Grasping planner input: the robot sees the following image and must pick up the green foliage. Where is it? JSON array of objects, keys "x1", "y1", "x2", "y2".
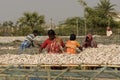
[
  {"x1": 78, "y1": 0, "x2": 87, "y2": 7},
  {"x1": 55, "y1": 25, "x2": 84, "y2": 36},
  {"x1": 17, "y1": 12, "x2": 45, "y2": 30},
  {"x1": 55, "y1": 25, "x2": 76, "y2": 36},
  {"x1": 16, "y1": 26, "x2": 32, "y2": 36},
  {"x1": 65, "y1": 17, "x2": 84, "y2": 26},
  {"x1": 55, "y1": 17, "x2": 85, "y2": 36},
  {"x1": 83, "y1": 0, "x2": 118, "y2": 35},
  {"x1": 34, "y1": 26, "x2": 46, "y2": 35},
  {"x1": 96, "y1": 0, "x2": 116, "y2": 14},
  {"x1": 0, "y1": 0, "x2": 120, "y2": 36},
  {"x1": 56, "y1": 0, "x2": 119, "y2": 36},
  {"x1": 2, "y1": 21, "x2": 14, "y2": 27}
]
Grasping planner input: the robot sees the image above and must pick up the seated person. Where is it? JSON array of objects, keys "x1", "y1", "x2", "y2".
[
  {"x1": 39, "y1": 29, "x2": 65, "y2": 53},
  {"x1": 82, "y1": 33, "x2": 97, "y2": 48},
  {"x1": 65, "y1": 34, "x2": 83, "y2": 54}
]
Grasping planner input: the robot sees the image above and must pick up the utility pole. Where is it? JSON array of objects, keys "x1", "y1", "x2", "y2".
[
  {"x1": 84, "y1": 16, "x2": 87, "y2": 35},
  {"x1": 50, "y1": 18, "x2": 52, "y2": 29},
  {"x1": 84, "y1": 6, "x2": 87, "y2": 35},
  {"x1": 78, "y1": 0, "x2": 87, "y2": 35},
  {"x1": 76, "y1": 18, "x2": 79, "y2": 36}
]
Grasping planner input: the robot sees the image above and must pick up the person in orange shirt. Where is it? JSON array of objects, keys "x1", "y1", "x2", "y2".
[{"x1": 65, "y1": 34, "x2": 83, "y2": 54}]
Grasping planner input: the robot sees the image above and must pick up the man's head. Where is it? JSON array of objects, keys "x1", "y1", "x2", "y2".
[
  {"x1": 33, "y1": 30, "x2": 39, "y2": 36},
  {"x1": 47, "y1": 29, "x2": 56, "y2": 40}
]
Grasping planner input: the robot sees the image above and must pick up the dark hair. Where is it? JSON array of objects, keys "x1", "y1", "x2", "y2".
[
  {"x1": 47, "y1": 29, "x2": 56, "y2": 35},
  {"x1": 70, "y1": 34, "x2": 76, "y2": 40},
  {"x1": 33, "y1": 30, "x2": 39, "y2": 34}
]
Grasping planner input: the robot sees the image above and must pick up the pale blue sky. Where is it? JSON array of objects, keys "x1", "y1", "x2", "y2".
[{"x1": 0, "y1": 0, "x2": 120, "y2": 24}]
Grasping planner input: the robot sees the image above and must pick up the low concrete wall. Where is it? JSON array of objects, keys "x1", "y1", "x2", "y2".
[
  {"x1": 0, "y1": 36, "x2": 25, "y2": 43},
  {"x1": 0, "y1": 36, "x2": 67, "y2": 43},
  {"x1": 0, "y1": 35, "x2": 120, "y2": 45}
]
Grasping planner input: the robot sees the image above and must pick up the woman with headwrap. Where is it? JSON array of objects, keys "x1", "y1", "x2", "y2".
[{"x1": 82, "y1": 33, "x2": 97, "y2": 48}]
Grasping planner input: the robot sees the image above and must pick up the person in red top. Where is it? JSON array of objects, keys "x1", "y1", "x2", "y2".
[{"x1": 39, "y1": 29, "x2": 65, "y2": 53}]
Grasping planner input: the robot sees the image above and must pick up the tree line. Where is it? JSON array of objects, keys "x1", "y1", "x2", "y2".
[{"x1": 0, "y1": 0, "x2": 120, "y2": 36}]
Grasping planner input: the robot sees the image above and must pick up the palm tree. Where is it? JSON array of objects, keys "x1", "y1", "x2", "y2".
[
  {"x1": 17, "y1": 12, "x2": 45, "y2": 30},
  {"x1": 96, "y1": 0, "x2": 116, "y2": 26},
  {"x1": 96, "y1": 0, "x2": 116, "y2": 15},
  {"x1": 78, "y1": 0, "x2": 87, "y2": 8}
]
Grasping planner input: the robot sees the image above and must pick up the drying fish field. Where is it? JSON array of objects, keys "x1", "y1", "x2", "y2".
[{"x1": 0, "y1": 36, "x2": 120, "y2": 80}]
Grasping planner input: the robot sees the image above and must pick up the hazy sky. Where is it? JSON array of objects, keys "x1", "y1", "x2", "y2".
[{"x1": 0, "y1": 0, "x2": 120, "y2": 24}]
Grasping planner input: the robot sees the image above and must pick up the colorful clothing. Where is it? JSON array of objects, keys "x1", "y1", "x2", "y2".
[
  {"x1": 83, "y1": 34, "x2": 97, "y2": 48},
  {"x1": 25, "y1": 34, "x2": 36, "y2": 43},
  {"x1": 66, "y1": 40, "x2": 80, "y2": 54},
  {"x1": 41, "y1": 37, "x2": 65, "y2": 53}
]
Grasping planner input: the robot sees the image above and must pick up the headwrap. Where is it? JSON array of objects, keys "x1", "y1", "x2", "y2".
[{"x1": 86, "y1": 33, "x2": 93, "y2": 41}]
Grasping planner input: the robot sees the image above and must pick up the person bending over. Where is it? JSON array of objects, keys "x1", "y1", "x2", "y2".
[
  {"x1": 65, "y1": 34, "x2": 83, "y2": 54},
  {"x1": 82, "y1": 33, "x2": 97, "y2": 48},
  {"x1": 39, "y1": 29, "x2": 65, "y2": 53},
  {"x1": 19, "y1": 30, "x2": 39, "y2": 53}
]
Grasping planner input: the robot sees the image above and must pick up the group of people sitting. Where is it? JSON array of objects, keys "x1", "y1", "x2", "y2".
[{"x1": 19, "y1": 29, "x2": 97, "y2": 54}]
